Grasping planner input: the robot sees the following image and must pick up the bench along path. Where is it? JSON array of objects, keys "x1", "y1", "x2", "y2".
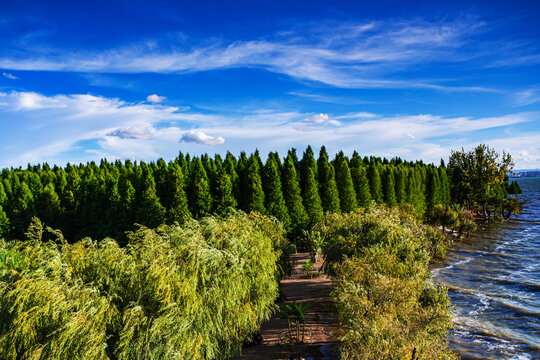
[{"x1": 232, "y1": 252, "x2": 338, "y2": 360}]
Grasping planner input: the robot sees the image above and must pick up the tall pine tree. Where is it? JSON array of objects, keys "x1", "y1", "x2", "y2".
[
  {"x1": 367, "y1": 164, "x2": 383, "y2": 204},
  {"x1": 263, "y1": 157, "x2": 290, "y2": 230},
  {"x1": 317, "y1": 147, "x2": 340, "y2": 213},
  {"x1": 188, "y1": 158, "x2": 212, "y2": 218},
  {"x1": 351, "y1": 166, "x2": 372, "y2": 207},
  {"x1": 303, "y1": 167, "x2": 323, "y2": 225},
  {"x1": 282, "y1": 155, "x2": 308, "y2": 234},
  {"x1": 335, "y1": 156, "x2": 357, "y2": 212}
]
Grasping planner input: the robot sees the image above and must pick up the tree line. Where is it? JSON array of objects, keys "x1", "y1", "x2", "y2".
[{"x1": 0, "y1": 144, "x2": 518, "y2": 242}]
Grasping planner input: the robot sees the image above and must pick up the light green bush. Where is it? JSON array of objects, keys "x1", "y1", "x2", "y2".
[
  {"x1": 315, "y1": 205, "x2": 457, "y2": 359},
  {"x1": 0, "y1": 212, "x2": 286, "y2": 360}
]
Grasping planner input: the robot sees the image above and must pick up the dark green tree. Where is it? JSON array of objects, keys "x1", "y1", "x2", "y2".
[
  {"x1": 263, "y1": 157, "x2": 290, "y2": 230},
  {"x1": 303, "y1": 167, "x2": 323, "y2": 225},
  {"x1": 282, "y1": 155, "x2": 308, "y2": 234},
  {"x1": 188, "y1": 158, "x2": 212, "y2": 218},
  {"x1": 382, "y1": 168, "x2": 397, "y2": 208},
  {"x1": 351, "y1": 167, "x2": 372, "y2": 207},
  {"x1": 367, "y1": 165, "x2": 383, "y2": 204},
  {"x1": 335, "y1": 157, "x2": 357, "y2": 212},
  {"x1": 136, "y1": 169, "x2": 166, "y2": 228},
  {"x1": 244, "y1": 156, "x2": 266, "y2": 214},
  {"x1": 166, "y1": 163, "x2": 191, "y2": 222},
  {"x1": 317, "y1": 147, "x2": 340, "y2": 213},
  {"x1": 212, "y1": 163, "x2": 237, "y2": 217}
]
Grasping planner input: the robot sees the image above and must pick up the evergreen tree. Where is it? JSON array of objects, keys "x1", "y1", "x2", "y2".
[
  {"x1": 12, "y1": 182, "x2": 35, "y2": 238},
  {"x1": 0, "y1": 204, "x2": 8, "y2": 237},
  {"x1": 136, "y1": 169, "x2": 166, "y2": 228},
  {"x1": 303, "y1": 167, "x2": 323, "y2": 225},
  {"x1": 425, "y1": 168, "x2": 441, "y2": 216},
  {"x1": 394, "y1": 167, "x2": 406, "y2": 205},
  {"x1": 212, "y1": 163, "x2": 237, "y2": 216},
  {"x1": 367, "y1": 165, "x2": 383, "y2": 204},
  {"x1": 188, "y1": 158, "x2": 212, "y2": 218},
  {"x1": 300, "y1": 145, "x2": 318, "y2": 189},
  {"x1": 282, "y1": 155, "x2": 308, "y2": 234},
  {"x1": 318, "y1": 147, "x2": 340, "y2": 213},
  {"x1": 335, "y1": 157, "x2": 357, "y2": 212},
  {"x1": 263, "y1": 158, "x2": 290, "y2": 230},
  {"x1": 36, "y1": 183, "x2": 61, "y2": 227},
  {"x1": 351, "y1": 167, "x2": 372, "y2": 207},
  {"x1": 382, "y1": 168, "x2": 397, "y2": 207},
  {"x1": 438, "y1": 167, "x2": 451, "y2": 206},
  {"x1": 244, "y1": 156, "x2": 266, "y2": 214},
  {"x1": 166, "y1": 163, "x2": 191, "y2": 222}
]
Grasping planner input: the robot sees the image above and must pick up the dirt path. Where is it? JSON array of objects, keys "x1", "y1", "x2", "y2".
[{"x1": 232, "y1": 252, "x2": 338, "y2": 360}]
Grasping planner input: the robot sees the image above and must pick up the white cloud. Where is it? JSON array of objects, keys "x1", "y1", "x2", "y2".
[
  {"x1": 107, "y1": 127, "x2": 153, "y2": 139},
  {"x1": 2, "y1": 72, "x2": 18, "y2": 80},
  {"x1": 0, "y1": 90, "x2": 538, "y2": 169},
  {"x1": 514, "y1": 89, "x2": 540, "y2": 106},
  {"x1": 305, "y1": 113, "x2": 329, "y2": 124},
  {"x1": 180, "y1": 130, "x2": 225, "y2": 145},
  {"x1": 146, "y1": 94, "x2": 166, "y2": 103}
]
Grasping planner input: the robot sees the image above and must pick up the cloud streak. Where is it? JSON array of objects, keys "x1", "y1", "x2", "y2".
[{"x1": 0, "y1": 18, "x2": 520, "y2": 91}]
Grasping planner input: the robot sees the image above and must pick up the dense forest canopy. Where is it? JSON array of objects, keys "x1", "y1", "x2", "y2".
[{"x1": 0, "y1": 144, "x2": 518, "y2": 242}]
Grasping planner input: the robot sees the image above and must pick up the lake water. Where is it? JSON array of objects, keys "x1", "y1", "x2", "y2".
[{"x1": 432, "y1": 177, "x2": 540, "y2": 360}]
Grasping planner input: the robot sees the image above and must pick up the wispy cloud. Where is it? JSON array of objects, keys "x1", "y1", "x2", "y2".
[
  {"x1": 2, "y1": 72, "x2": 18, "y2": 80},
  {"x1": 514, "y1": 88, "x2": 540, "y2": 106},
  {"x1": 0, "y1": 18, "x2": 515, "y2": 91}
]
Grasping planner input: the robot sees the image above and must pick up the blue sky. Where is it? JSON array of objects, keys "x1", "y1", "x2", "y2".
[{"x1": 1, "y1": 0, "x2": 539, "y2": 169}]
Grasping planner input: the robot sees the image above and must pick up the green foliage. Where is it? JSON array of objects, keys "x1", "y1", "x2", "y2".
[
  {"x1": 318, "y1": 147, "x2": 341, "y2": 213},
  {"x1": 244, "y1": 157, "x2": 266, "y2": 214},
  {"x1": 351, "y1": 167, "x2": 372, "y2": 208},
  {"x1": 382, "y1": 167, "x2": 397, "y2": 208},
  {"x1": 334, "y1": 255, "x2": 456, "y2": 360},
  {"x1": 334, "y1": 156, "x2": 357, "y2": 213},
  {"x1": 282, "y1": 155, "x2": 308, "y2": 234},
  {"x1": 211, "y1": 163, "x2": 237, "y2": 217},
  {"x1": 263, "y1": 158, "x2": 291, "y2": 230},
  {"x1": 0, "y1": 212, "x2": 286, "y2": 360},
  {"x1": 367, "y1": 165, "x2": 383, "y2": 204},
  {"x1": 316, "y1": 206, "x2": 456, "y2": 359},
  {"x1": 302, "y1": 168, "x2": 323, "y2": 225},
  {"x1": 188, "y1": 158, "x2": 212, "y2": 218},
  {"x1": 279, "y1": 301, "x2": 312, "y2": 343}
]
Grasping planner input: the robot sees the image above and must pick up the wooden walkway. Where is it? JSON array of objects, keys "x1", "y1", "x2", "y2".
[{"x1": 232, "y1": 252, "x2": 338, "y2": 360}]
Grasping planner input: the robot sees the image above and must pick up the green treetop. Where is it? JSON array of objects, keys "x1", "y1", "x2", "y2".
[
  {"x1": 367, "y1": 164, "x2": 383, "y2": 204},
  {"x1": 282, "y1": 155, "x2": 309, "y2": 234},
  {"x1": 351, "y1": 166, "x2": 372, "y2": 207},
  {"x1": 263, "y1": 157, "x2": 291, "y2": 230},
  {"x1": 303, "y1": 167, "x2": 323, "y2": 225},
  {"x1": 334, "y1": 156, "x2": 358, "y2": 213}
]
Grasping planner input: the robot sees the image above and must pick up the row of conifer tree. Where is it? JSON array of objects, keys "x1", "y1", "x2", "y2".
[{"x1": 0, "y1": 146, "x2": 453, "y2": 243}]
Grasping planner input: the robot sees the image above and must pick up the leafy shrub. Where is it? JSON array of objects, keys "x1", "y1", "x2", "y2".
[
  {"x1": 316, "y1": 205, "x2": 457, "y2": 359},
  {"x1": 0, "y1": 212, "x2": 286, "y2": 360},
  {"x1": 334, "y1": 254, "x2": 457, "y2": 360}
]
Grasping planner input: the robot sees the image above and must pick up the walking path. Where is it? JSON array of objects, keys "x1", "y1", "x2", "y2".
[{"x1": 233, "y1": 252, "x2": 338, "y2": 360}]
